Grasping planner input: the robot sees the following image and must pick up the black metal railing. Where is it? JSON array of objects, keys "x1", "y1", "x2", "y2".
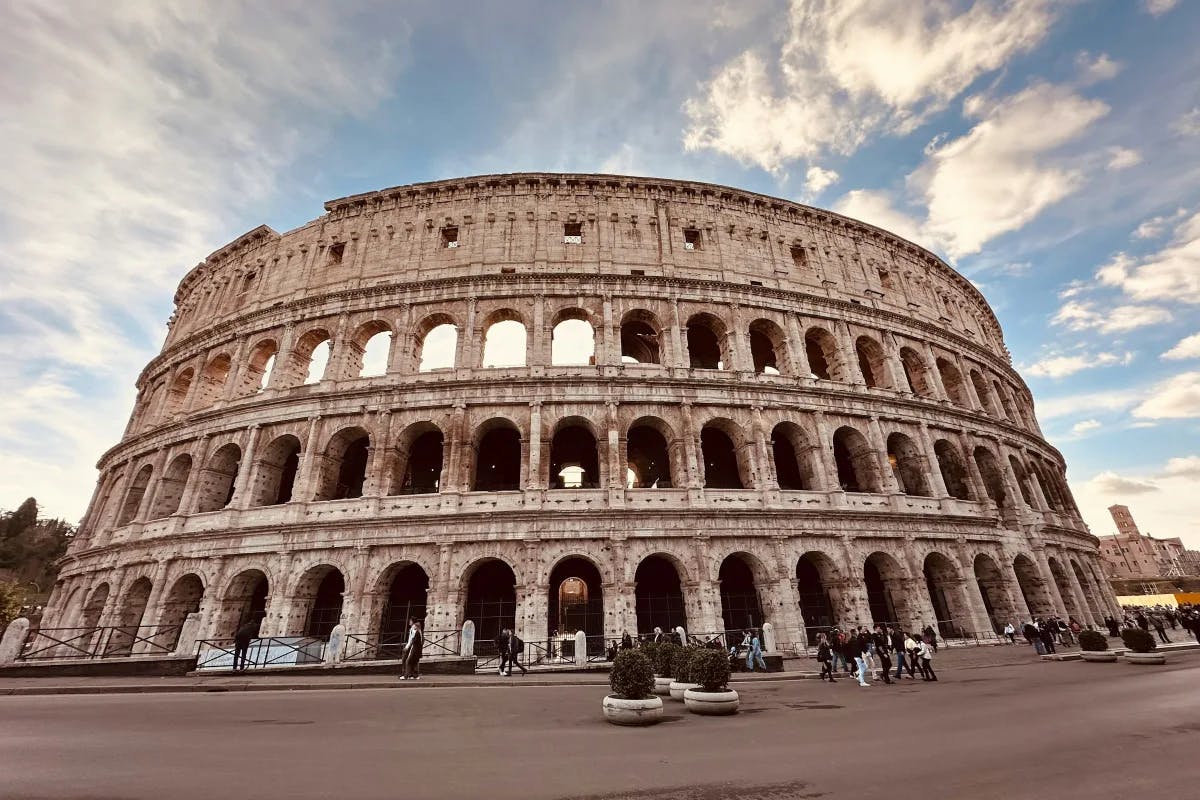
[
  {"x1": 342, "y1": 629, "x2": 460, "y2": 662},
  {"x1": 16, "y1": 625, "x2": 184, "y2": 661},
  {"x1": 193, "y1": 636, "x2": 326, "y2": 671}
]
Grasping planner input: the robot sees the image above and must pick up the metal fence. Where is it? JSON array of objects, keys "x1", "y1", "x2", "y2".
[
  {"x1": 193, "y1": 636, "x2": 326, "y2": 671},
  {"x1": 16, "y1": 625, "x2": 184, "y2": 661},
  {"x1": 342, "y1": 629, "x2": 461, "y2": 662}
]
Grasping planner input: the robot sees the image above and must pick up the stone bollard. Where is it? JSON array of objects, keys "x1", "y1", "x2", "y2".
[
  {"x1": 324, "y1": 624, "x2": 347, "y2": 665},
  {"x1": 762, "y1": 622, "x2": 777, "y2": 653},
  {"x1": 574, "y1": 630, "x2": 587, "y2": 668},
  {"x1": 172, "y1": 612, "x2": 202, "y2": 657},
  {"x1": 0, "y1": 617, "x2": 32, "y2": 665},
  {"x1": 460, "y1": 620, "x2": 475, "y2": 657}
]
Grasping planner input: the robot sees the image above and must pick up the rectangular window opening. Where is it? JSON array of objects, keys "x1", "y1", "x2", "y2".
[
  {"x1": 327, "y1": 243, "x2": 345, "y2": 264},
  {"x1": 790, "y1": 245, "x2": 807, "y2": 268},
  {"x1": 240, "y1": 273, "x2": 256, "y2": 293},
  {"x1": 877, "y1": 269, "x2": 894, "y2": 289},
  {"x1": 749, "y1": 280, "x2": 763, "y2": 286},
  {"x1": 501, "y1": 266, "x2": 516, "y2": 274},
  {"x1": 441, "y1": 226, "x2": 459, "y2": 248},
  {"x1": 683, "y1": 228, "x2": 701, "y2": 251},
  {"x1": 563, "y1": 222, "x2": 583, "y2": 244}
]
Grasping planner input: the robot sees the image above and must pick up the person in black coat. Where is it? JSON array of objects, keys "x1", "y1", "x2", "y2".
[
  {"x1": 506, "y1": 629, "x2": 527, "y2": 676},
  {"x1": 1038, "y1": 621, "x2": 1056, "y2": 654},
  {"x1": 233, "y1": 618, "x2": 260, "y2": 671},
  {"x1": 872, "y1": 625, "x2": 893, "y2": 684},
  {"x1": 495, "y1": 629, "x2": 510, "y2": 676},
  {"x1": 816, "y1": 633, "x2": 836, "y2": 683},
  {"x1": 401, "y1": 619, "x2": 423, "y2": 680}
]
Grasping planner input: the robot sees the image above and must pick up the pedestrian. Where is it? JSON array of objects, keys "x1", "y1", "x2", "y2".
[
  {"x1": 923, "y1": 624, "x2": 939, "y2": 653},
  {"x1": 1003, "y1": 622, "x2": 1016, "y2": 644},
  {"x1": 918, "y1": 637, "x2": 937, "y2": 681},
  {"x1": 829, "y1": 629, "x2": 847, "y2": 674},
  {"x1": 852, "y1": 631, "x2": 871, "y2": 687},
  {"x1": 873, "y1": 625, "x2": 893, "y2": 684},
  {"x1": 1151, "y1": 615, "x2": 1170, "y2": 644},
  {"x1": 652, "y1": 626, "x2": 664, "y2": 644},
  {"x1": 506, "y1": 629, "x2": 527, "y2": 676},
  {"x1": 902, "y1": 632, "x2": 921, "y2": 678},
  {"x1": 889, "y1": 626, "x2": 909, "y2": 679},
  {"x1": 621, "y1": 631, "x2": 634, "y2": 650},
  {"x1": 816, "y1": 633, "x2": 836, "y2": 683},
  {"x1": 232, "y1": 617, "x2": 260, "y2": 672},
  {"x1": 495, "y1": 629, "x2": 510, "y2": 676},
  {"x1": 1039, "y1": 621, "x2": 1056, "y2": 655},
  {"x1": 747, "y1": 629, "x2": 768, "y2": 672},
  {"x1": 1105, "y1": 616, "x2": 1120, "y2": 637},
  {"x1": 400, "y1": 618, "x2": 423, "y2": 680},
  {"x1": 1135, "y1": 611, "x2": 1149, "y2": 632}
]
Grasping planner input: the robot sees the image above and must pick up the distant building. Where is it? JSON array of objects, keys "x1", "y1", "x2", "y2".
[{"x1": 1097, "y1": 505, "x2": 1200, "y2": 595}]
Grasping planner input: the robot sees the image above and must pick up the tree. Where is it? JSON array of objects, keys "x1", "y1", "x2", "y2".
[
  {"x1": 0, "y1": 582, "x2": 23, "y2": 633},
  {"x1": 0, "y1": 498, "x2": 74, "y2": 597}
]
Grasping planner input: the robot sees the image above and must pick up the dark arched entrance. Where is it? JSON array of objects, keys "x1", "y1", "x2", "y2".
[
  {"x1": 464, "y1": 560, "x2": 517, "y2": 650},
  {"x1": 634, "y1": 555, "x2": 687, "y2": 635},
  {"x1": 305, "y1": 570, "x2": 345, "y2": 639},
  {"x1": 547, "y1": 557, "x2": 603, "y2": 638},
  {"x1": 718, "y1": 554, "x2": 764, "y2": 634},
  {"x1": 796, "y1": 553, "x2": 836, "y2": 644}
]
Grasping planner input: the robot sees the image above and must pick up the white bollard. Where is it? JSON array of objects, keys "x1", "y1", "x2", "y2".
[
  {"x1": 460, "y1": 620, "x2": 475, "y2": 657},
  {"x1": 574, "y1": 630, "x2": 587, "y2": 667},
  {"x1": 324, "y1": 624, "x2": 347, "y2": 665},
  {"x1": 0, "y1": 618, "x2": 31, "y2": 665},
  {"x1": 762, "y1": 622, "x2": 777, "y2": 653},
  {"x1": 173, "y1": 612, "x2": 202, "y2": 657}
]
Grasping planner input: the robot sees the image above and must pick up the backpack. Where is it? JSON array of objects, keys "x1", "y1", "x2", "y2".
[{"x1": 511, "y1": 635, "x2": 523, "y2": 652}]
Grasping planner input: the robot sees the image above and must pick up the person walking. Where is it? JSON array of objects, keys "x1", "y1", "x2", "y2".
[
  {"x1": 747, "y1": 629, "x2": 768, "y2": 672},
  {"x1": 918, "y1": 637, "x2": 937, "y2": 681},
  {"x1": 506, "y1": 629, "x2": 527, "y2": 676},
  {"x1": 1104, "y1": 616, "x2": 1120, "y2": 637},
  {"x1": 1003, "y1": 622, "x2": 1016, "y2": 644},
  {"x1": 902, "y1": 631, "x2": 921, "y2": 678},
  {"x1": 400, "y1": 618, "x2": 423, "y2": 680},
  {"x1": 1151, "y1": 615, "x2": 1170, "y2": 644},
  {"x1": 829, "y1": 629, "x2": 847, "y2": 675},
  {"x1": 889, "y1": 626, "x2": 908, "y2": 679},
  {"x1": 852, "y1": 631, "x2": 871, "y2": 687},
  {"x1": 872, "y1": 625, "x2": 893, "y2": 684},
  {"x1": 816, "y1": 633, "x2": 836, "y2": 683},
  {"x1": 1038, "y1": 621, "x2": 1056, "y2": 655},
  {"x1": 495, "y1": 629, "x2": 510, "y2": 676},
  {"x1": 621, "y1": 631, "x2": 634, "y2": 650},
  {"x1": 232, "y1": 618, "x2": 260, "y2": 672},
  {"x1": 923, "y1": 624, "x2": 939, "y2": 654}
]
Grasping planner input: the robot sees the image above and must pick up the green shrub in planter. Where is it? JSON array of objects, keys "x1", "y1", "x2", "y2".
[
  {"x1": 639, "y1": 641, "x2": 659, "y2": 669},
  {"x1": 688, "y1": 648, "x2": 731, "y2": 691},
  {"x1": 609, "y1": 649, "x2": 655, "y2": 700},
  {"x1": 652, "y1": 642, "x2": 679, "y2": 676},
  {"x1": 672, "y1": 645, "x2": 700, "y2": 683},
  {"x1": 1078, "y1": 630, "x2": 1107, "y2": 652},
  {"x1": 1121, "y1": 627, "x2": 1156, "y2": 653}
]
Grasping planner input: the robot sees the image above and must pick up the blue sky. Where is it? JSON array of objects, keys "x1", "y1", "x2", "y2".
[{"x1": 1, "y1": 0, "x2": 1198, "y2": 546}]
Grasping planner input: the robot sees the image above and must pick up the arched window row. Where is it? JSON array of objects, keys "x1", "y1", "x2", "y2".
[{"x1": 134, "y1": 306, "x2": 1037, "y2": 439}]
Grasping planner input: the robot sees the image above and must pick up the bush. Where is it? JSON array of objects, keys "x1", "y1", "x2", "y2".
[
  {"x1": 609, "y1": 649, "x2": 654, "y2": 700},
  {"x1": 672, "y1": 645, "x2": 699, "y2": 683},
  {"x1": 1121, "y1": 627, "x2": 1156, "y2": 653},
  {"x1": 651, "y1": 641, "x2": 679, "y2": 676},
  {"x1": 1078, "y1": 630, "x2": 1107, "y2": 652},
  {"x1": 639, "y1": 641, "x2": 659, "y2": 670},
  {"x1": 689, "y1": 647, "x2": 731, "y2": 691}
]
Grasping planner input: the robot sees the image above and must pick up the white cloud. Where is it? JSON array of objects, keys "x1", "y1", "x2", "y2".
[
  {"x1": 833, "y1": 189, "x2": 929, "y2": 248},
  {"x1": 1106, "y1": 147, "x2": 1141, "y2": 170},
  {"x1": 1162, "y1": 455, "x2": 1200, "y2": 478},
  {"x1": 1163, "y1": 332, "x2": 1200, "y2": 360},
  {"x1": 1086, "y1": 471, "x2": 1159, "y2": 495},
  {"x1": 1143, "y1": 0, "x2": 1179, "y2": 16},
  {"x1": 1097, "y1": 210, "x2": 1200, "y2": 303},
  {"x1": 682, "y1": 0, "x2": 1058, "y2": 172},
  {"x1": 804, "y1": 166, "x2": 840, "y2": 194},
  {"x1": 1051, "y1": 300, "x2": 1172, "y2": 333},
  {"x1": 1035, "y1": 387, "x2": 1144, "y2": 420},
  {"x1": 1173, "y1": 108, "x2": 1200, "y2": 137},
  {"x1": 1076, "y1": 457, "x2": 1200, "y2": 548},
  {"x1": 1133, "y1": 208, "x2": 1188, "y2": 239},
  {"x1": 1132, "y1": 371, "x2": 1200, "y2": 419},
  {"x1": 916, "y1": 83, "x2": 1109, "y2": 257},
  {"x1": 1026, "y1": 351, "x2": 1132, "y2": 378},
  {"x1": 1077, "y1": 52, "x2": 1122, "y2": 83},
  {"x1": 0, "y1": 2, "x2": 406, "y2": 520},
  {"x1": 1070, "y1": 419, "x2": 1102, "y2": 436}
]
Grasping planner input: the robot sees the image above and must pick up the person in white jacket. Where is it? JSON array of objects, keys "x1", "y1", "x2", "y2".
[{"x1": 918, "y1": 638, "x2": 938, "y2": 682}]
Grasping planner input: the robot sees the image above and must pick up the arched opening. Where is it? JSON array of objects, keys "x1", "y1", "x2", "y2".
[
  {"x1": 701, "y1": 424, "x2": 745, "y2": 489},
  {"x1": 749, "y1": 319, "x2": 787, "y2": 375},
  {"x1": 481, "y1": 318, "x2": 527, "y2": 368},
  {"x1": 886, "y1": 433, "x2": 931, "y2": 496},
  {"x1": 164, "y1": 369, "x2": 193, "y2": 416},
  {"x1": 973, "y1": 446, "x2": 1009, "y2": 509},
  {"x1": 796, "y1": 552, "x2": 837, "y2": 643},
  {"x1": 1047, "y1": 558, "x2": 1079, "y2": 619},
  {"x1": 1013, "y1": 554, "x2": 1055, "y2": 618},
  {"x1": 241, "y1": 339, "x2": 277, "y2": 395},
  {"x1": 719, "y1": 554, "x2": 765, "y2": 633},
  {"x1": 80, "y1": 583, "x2": 110, "y2": 632},
  {"x1": 549, "y1": 422, "x2": 600, "y2": 489},
  {"x1": 1007, "y1": 456, "x2": 1034, "y2": 508},
  {"x1": 464, "y1": 559, "x2": 517, "y2": 649},
  {"x1": 934, "y1": 439, "x2": 973, "y2": 500},
  {"x1": 314, "y1": 428, "x2": 370, "y2": 501},
  {"x1": 620, "y1": 311, "x2": 661, "y2": 365},
  {"x1": 548, "y1": 557, "x2": 603, "y2": 639},
  {"x1": 393, "y1": 428, "x2": 444, "y2": 494},
  {"x1": 936, "y1": 357, "x2": 970, "y2": 407},
  {"x1": 1031, "y1": 463, "x2": 1062, "y2": 511},
  {"x1": 923, "y1": 553, "x2": 970, "y2": 637},
  {"x1": 634, "y1": 555, "x2": 687, "y2": 635},
  {"x1": 899, "y1": 347, "x2": 934, "y2": 398},
  {"x1": 970, "y1": 369, "x2": 994, "y2": 415},
  {"x1": 864, "y1": 552, "x2": 908, "y2": 626},
  {"x1": 804, "y1": 327, "x2": 842, "y2": 381},
  {"x1": 551, "y1": 317, "x2": 595, "y2": 366},
  {"x1": 195, "y1": 443, "x2": 241, "y2": 513},
  {"x1": 356, "y1": 325, "x2": 393, "y2": 378},
  {"x1": 472, "y1": 422, "x2": 521, "y2": 491},
  {"x1": 418, "y1": 322, "x2": 458, "y2": 371},
  {"x1": 149, "y1": 454, "x2": 193, "y2": 519},
  {"x1": 993, "y1": 380, "x2": 1016, "y2": 421},
  {"x1": 686, "y1": 313, "x2": 727, "y2": 369},
  {"x1": 138, "y1": 384, "x2": 163, "y2": 430},
  {"x1": 974, "y1": 554, "x2": 1019, "y2": 633},
  {"x1": 289, "y1": 330, "x2": 332, "y2": 386},
  {"x1": 215, "y1": 569, "x2": 269, "y2": 639},
  {"x1": 378, "y1": 564, "x2": 429, "y2": 653},
  {"x1": 833, "y1": 426, "x2": 880, "y2": 492},
  {"x1": 771, "y1": 422, "x2": 817, "y2": 490},
  {"x1": 288, "y1": 566, "x2": 344, "y2": 639},
  {"x1": 855, "y1": 336, "x2": 890, "y2": 389},
  {"x1": 626, "y1": 421, "x2": 673, "y2": 488},
  {"x1": 249, "y1": 434, "x2": 301, "y2": 507},
  {"x1": 116, "y1": 464, "x2": 154, "y2": 526},
  {"x1": 109, "y1": 577, "x2": 153, "y2": 656},
  {"x1": 196, "y1": 353, "x2": 232, "y2": 407},
  {"x1": 1071, "y1": 561, "x2": 1102, "y2": 622},
  {"x1": 157, "y1": 574, "x2": 204, "y2": 650}
]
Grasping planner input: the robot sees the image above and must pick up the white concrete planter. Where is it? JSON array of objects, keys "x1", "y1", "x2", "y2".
[
  {"x1": 669, "y1": 681, "x2": 700, "y2": 701},
  {"x1": 683, "y1": 688, "x2": 740, "y2": 716},
  {"x1": 1124, "y1": 651, "x2": 1166, "y2": 665},
  {"x1": 1080, "y1": 651, "x2": 1117, "y2": 662},
  {"x1": 602, "y1": 695, "x2": 664, "y2": 726},
  {"x1": 653, "y1": 677, "x2": 673, "y2": 696}
]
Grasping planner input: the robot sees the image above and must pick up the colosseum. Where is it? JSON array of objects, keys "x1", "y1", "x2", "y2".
[{"x1": 38, "y1": 172, "x2": 1119, "y2": 664}]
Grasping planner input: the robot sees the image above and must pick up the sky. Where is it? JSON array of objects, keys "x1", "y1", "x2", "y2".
[{"x1": 0, "y1": 0, "x2": 1198, "y2": 547}]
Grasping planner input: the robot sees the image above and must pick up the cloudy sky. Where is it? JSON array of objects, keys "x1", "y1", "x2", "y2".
[{"x1": 1, "y1": 0, "x2": 1198, "y2": 547}]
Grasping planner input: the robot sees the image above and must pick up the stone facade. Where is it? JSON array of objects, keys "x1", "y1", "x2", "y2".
[
  {"x1": 43, "y1": 173, "x2": 1118, "y2": 653},
  {"x1": 1098, "y1": 504, "x2": 1197, "y2": 582}
]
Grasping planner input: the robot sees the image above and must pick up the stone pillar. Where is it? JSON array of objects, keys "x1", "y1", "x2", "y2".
[
  {"x1": 669, "y1": 298, "x2": 686, "y2": 368},
  {"x1": 219, "y1": 337, "x2": 249, "y2": 404},
  {"x1": 611, "y1": 581, "x2": 638, "y2": 641},
  {"x1": 955, "y1": 432, "x2": 990, "y2": 504},
  {"x1": 786, "y1": 314, "x2": 811, "y2": 378},
  {"x1": 363, "y1": 411, "x2": 393, "y2": 496},
  {"x1": 679, "y1": 402, "x2": 701, "y2": 494},
  {"x1": 605, "y1": 401, "x2": 622, "y2": 492},
  {"x1": 1062, "y1": 555, "x2": 1098, "y2": 627},
  {"x1": 574, "y1": 630, "x2": 587, "y2": 667},
  {"x1": 837, "y1": 321, "x2": 865, "y2": 386},
  {"x1": 1033, "y1": 549, "x2": 1070, "y2": 620},
  {"x1": 867, "y1": 416, "x2": 901, "y2": 493},
  {"x1": 751, "y1": 406, "x2": 777, "y2": 493},
  {"x1": 1001, "y1": 558, "x2": 1034, "y2": 622},
  {"x1": 266, "y1": 323, "x2": 296, "y2": 390},
  {"x1": 176, "y1": 435, "x2": 212, "y2": 515},
  {"x1": 230, "y1": 425, "x2": 263, "y2": 509},
  {"x1": 922, "y1": 343, "x2": 949, "y2": 402},
  {"x1": 811, "y1": 411, "x2": 839, "y2": 492},
  {"x1": 0, "y1": 618, "x2": 31, "y2": 665},
  {"x1": 173, "y1": 612, "x2": 202, "y2": 657},
  {"x1": 295, "y1": 416, "x2": 325, "y2": 502},
  {"x1": 881, "y1": 332, "x2": 909, "y2": 393},
  {"x1": 460, "y1": 620, "x2": 475, "y2": 656},
  {"x1": 526, "y1": 402, "x2": 542, "y2": 490}
]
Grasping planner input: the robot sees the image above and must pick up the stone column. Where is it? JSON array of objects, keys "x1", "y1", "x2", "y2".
[
  {"x1": 917, "y1": 424, "x2": 950, "y2": 498},
  {"x1": 526, "y1": 402, "x2": 543, "y2": 490},
  {"x1": 294, "y1": 416, "x2": 324, "y2": 503},
  {"x1": 1033, "y1": 548, "x2": 1070, "y2": 619},
  {"x1": 669, "y1": 297, "x2": 686, "y2": 368},
  {"x1": 231, "y1": 425, "x2": 263, "y2": 509},
  {"x1": 922, "y1": 343, "x2": 949, "y2": 402},
  {"x1": 1001, "y1": 558, "x2": 1034, "y2": 621},
  {"x1": 882, "y1": 332, "x2": 909, "y2": 393},
  {"x1": 176, "y1": 435, "x2": 212, "y2": 515},
  {"x1": 955, "y1": 432, "x2": 990, "y2": 503},
  {"x1": 752, "y1": 406, "x2": 777, "y2": 494},
  {"x1": 605, "y1": 401, "x2": 622, "y2": 492},
  {"x1": 599, "y1": 294, "x2": 614, "y2": 367},
  {"x1": 811, "y1": 411, "x2": 840, "y2": 493},
  {"x1": 1062, "y1": 554, "x2": 1098, "y2": 627},
  {"x1": 363, "y1": 411, "x2": 393, "y2": 496},
  {"x1": 266, "y1": 323, "x2": 296, "y2": 390},
  {"x1": 220, "y1": 337, "x2": 249, "y2": 404},
  {"x1": 867, "y1": 416, "x2": 901, "y2": 493},
  {"x1": 679, "y1": 402, "x2": 701, "y2": 495},
  {"x1": 837, "y1": 321, "x2": 866, "y2": 386}
]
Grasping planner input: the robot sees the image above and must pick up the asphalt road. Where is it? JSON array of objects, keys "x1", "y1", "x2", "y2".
[{"x1": 1, "y1": 652, "x2": 1196, "y2": 800}]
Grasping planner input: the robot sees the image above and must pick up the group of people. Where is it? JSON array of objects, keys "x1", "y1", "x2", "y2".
[
  {"x1": 1019, "y1": 616, "x2": 1080, "y2": 655},
  {"x1": 493, "y1": 628, "x2": 527, "y2": 676},
  {"x1": 814, "y1": 624, "x2": 939, "y2": 686},
  {"x1": 1116, "y1": 604, "x2": 1200, "y2": 644}
]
